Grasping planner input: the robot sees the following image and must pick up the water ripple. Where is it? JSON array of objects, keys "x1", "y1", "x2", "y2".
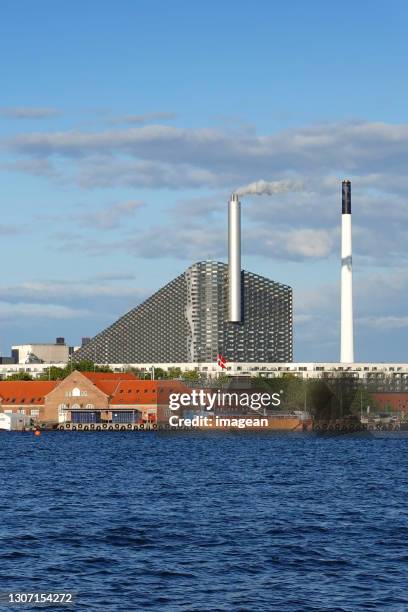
[{"x1": 1, "y1": 432, "x2": 408, "y2": 610}]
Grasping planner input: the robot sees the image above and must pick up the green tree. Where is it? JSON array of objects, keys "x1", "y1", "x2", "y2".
[
  {"x1": 283, "y1": 378, "x2": 309, "y2": 412},
  {"x1": 152, "y1": 367, "x2": 168, "y2": 380},
  {"x1": 7, "y1": 371, "x2": 33, "y2": 380},
  {"x1": 38, "y1": 366, "x2": 66, "y2": 380},
  {"x1": 350, "y1": 387, "x2": 379, "y2": 416},
  {"x1": 182, "y1": 370, "x2": 200, "y2": 381},
  {"x1": 217, "y1": 373, "x2": 230, "y2": 385},
  {"x1": 71, "y1": 359, "x2": 112, "y2": 373},
  {"x1": 37, "y1": 360, "x2": 113, "y2": 381},
  {"x1": 167, "y1": 367, "x2": 182, "y2": 379}
]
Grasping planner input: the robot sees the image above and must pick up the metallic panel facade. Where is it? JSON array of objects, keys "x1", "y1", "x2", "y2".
[{"x1": 74, "y1": 261, "x2": 292, "y2": 364}]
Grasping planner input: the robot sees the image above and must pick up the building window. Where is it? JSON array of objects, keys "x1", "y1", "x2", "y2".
[
  {"x1": 72, "y1": 411, "x2": 100, "y2": 424},
  {"x1": 112, "y1": 411, "x2": 137, "y2": 424},
  {"x1": 18, "y1": 409, "x2": 26, "y2": 415},
  {"x1": 72, "y1": 387, "x2": 81, "y2": 397},
  {"x1": 85, "y1": 403, "x2": 94, "y2": 410},
  {"x1": 30, "y1": 409, "x2": 40, "y2": 417}
]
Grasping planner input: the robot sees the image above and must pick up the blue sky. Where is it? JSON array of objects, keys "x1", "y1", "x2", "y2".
[{"x1": 1, "y1": 0, "x2": 408, "y2": 362}]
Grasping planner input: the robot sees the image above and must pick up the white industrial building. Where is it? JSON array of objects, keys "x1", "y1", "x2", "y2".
[{"x1": 11, "y1": 338, "x2": 69, "y2": 364}]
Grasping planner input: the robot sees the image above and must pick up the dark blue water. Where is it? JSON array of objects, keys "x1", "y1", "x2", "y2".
[{"x1": 1, "y1": 432, "x2": 408, "y2": 611}]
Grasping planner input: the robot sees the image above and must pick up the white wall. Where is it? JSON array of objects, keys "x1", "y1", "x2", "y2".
[{"x1": 12, "y1": 344, "x2": 69, "y2": 364}]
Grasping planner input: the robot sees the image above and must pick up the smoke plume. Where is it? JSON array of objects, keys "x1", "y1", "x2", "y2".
[{"x1": 236, "y1": 179, "x2": 304, "y2": 197}]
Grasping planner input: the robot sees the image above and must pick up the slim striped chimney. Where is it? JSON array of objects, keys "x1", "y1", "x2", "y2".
[
  {"x1": 228, "y1": 193, "x2": 241, "y2": 322},
  {"x1": 340, "y1": 180, "x2": 354, "y2": 363}
]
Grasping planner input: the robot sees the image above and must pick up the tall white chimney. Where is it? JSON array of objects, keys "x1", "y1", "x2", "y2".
[
  {"x1": 228, "y1": 193, "x2": 241, "y2": 322},
  {"x1": 340, "y1": 179, "x2": 354, "y2": 363}
]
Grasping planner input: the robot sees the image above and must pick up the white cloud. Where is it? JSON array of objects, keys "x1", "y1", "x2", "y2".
[
  {"x1": 77, "y1": 160, "x2": 225, "y2": 190},
  {"x1": 1, "y1": 158, "x2": 57, "y2": 178},
  {"x1": 3, "y1": 117, "x2": 408, "y2": 269},
  {"x1": 77, "y1": 200, "x2": 144, "y2": 229},
  {"x1": 122, "y1": 223, "x2": 334, "y2": 262},
  {"x1": 358, "y1": 316, "x2": 408, "y2": 330},
  {"x1": 294, "y1": 284, "x2": 338, "y2": 315},
  {"x1": 281, "y1": 228, "x2": 333, "y2": 259},
  {"x1": 6, "y1": 120, "x2": 408, "y2": 175},
  {"x1": 246, "y1": 227, "x2": 334, "y2": 260},
  {"x1": 109, "y1": 112, "x2": 176, "y2": 124},
  {"x1": 125, "y1": 225, "x2": 224, "y2": 260},
  {"x1": 0, "y1": 281, "x2": 146, "y2": 301},
  {"x1": 0, "y1": 301, "x2": 92, "y2": 319},
  {"x1": 0, "y1": 107, "x2": 59, "y2": 119}
]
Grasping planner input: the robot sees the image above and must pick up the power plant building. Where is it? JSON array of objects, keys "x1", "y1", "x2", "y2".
[{"x1": 73, "y1": 261, "x2": 293, "y2": 365}]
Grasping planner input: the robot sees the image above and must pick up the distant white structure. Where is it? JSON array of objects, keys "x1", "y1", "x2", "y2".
[
  {"x1": 341, "y1": 180, "x2": 354, "y2": 363},
  {"x1": 12, "y1": 338, "x2": 69, "y2": 364},
  {"x1": 0, "y1": 361, "x2": 408, "y2": 387},
  {"x1": 115, "y1": 361, "x2": 408, "y2": 382},
  {"x1": 0, "y1": 412, "x2": 32, "y2": 431}
]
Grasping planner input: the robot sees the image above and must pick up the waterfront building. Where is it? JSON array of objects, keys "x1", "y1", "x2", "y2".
[
  {"x1": 2, "y1": 369, "x2": 408, "y2": 429},
  {"x1": 0, "y1": 380, "x2": 58, "y2": 423},
  {"x1": 0, "y1": 371, "x2": 188, "y2": 427}
]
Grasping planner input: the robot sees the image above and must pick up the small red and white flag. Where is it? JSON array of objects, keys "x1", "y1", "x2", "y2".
[{"x1": 217, "y1": 354, "x2": 227, "y2": 369}]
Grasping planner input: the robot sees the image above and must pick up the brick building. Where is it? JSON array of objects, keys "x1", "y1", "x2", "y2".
[
  {"x1": 0, "y1": 381, "x2": 58, "y2": 424},
  {"x1": 372, "y1": 393, "x2": 408, "y2": 414},
  {"x1": 0, "y1": 371, "x2": 188, "y2": 428}
]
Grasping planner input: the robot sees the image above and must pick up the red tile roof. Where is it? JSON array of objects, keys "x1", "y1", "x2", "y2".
[
  {"x1": 0, "y1": 374, "x2": 189, "y2": 408},
  {"x1": 0, "y1": 381, "x2": 58, "y2": 405},
  {"x1": 109, "y1": 380, "x2": 190, "y2": 405},
  {"x1": 91, "y1": 379, "x2": 123, "y2": 396},
  {"x1": 110, "y1": 380, "x2": 158, "y2": 405}
]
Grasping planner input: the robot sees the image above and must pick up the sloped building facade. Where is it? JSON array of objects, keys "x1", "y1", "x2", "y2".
[{"x1": 74, "y1": 261, "x2": 293, "y2": 364}]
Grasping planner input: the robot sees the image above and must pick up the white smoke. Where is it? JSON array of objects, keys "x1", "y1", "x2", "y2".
[{"x1": 235, "y1": 179, "x2": 304, "y2": 197}]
